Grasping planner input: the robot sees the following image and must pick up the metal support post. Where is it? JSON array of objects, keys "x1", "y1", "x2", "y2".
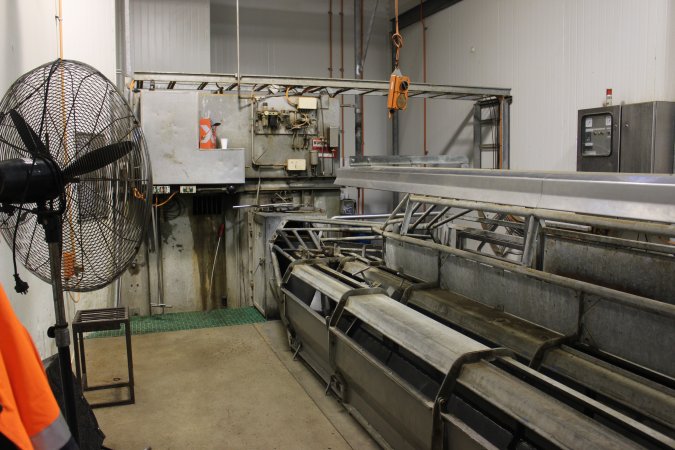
[
  {"x1": 42, "y1": 214, "x2": 79, "y2": 443},
  {"x1": 501, "y1": 96, "x2": 512, "y2": 169},
  {"x1": 473, "y1": 102, "x2": 482, "y2": 168},
  {"x1": 521, "y1": 215, "x2": 541, "y2": 267}
]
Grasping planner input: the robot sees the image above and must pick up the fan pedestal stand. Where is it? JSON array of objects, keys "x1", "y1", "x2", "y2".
[{"x1": 40, "y1": 209, "x2": 80, "y2": 443}]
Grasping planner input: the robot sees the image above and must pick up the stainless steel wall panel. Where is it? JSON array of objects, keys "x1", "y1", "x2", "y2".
[
  {"x1": 439, "y1": 255, "x2": 580, "y2": 336},
  {"x1": 620, "y1": 101, "x2": 675, "y2": 174},
  {"x1": 140, "y1": 91, "x2": 245, "y2": 185},
  {"x1": 652, "y1": 102, "x2": 675, "y2": 173},
  {"x1": 384, "y1": 239, "x2": 439, "y2": 283},
  {"x1": 282, "y1": 289, "x2": 332, "y2": 381},
  {"x1": 619, "y1": 102, "x2": 656, "y2": 173},
  {"x1": 580, "y1": 295, "x2": 675, "y2": 378},
  {"x1": 542, "y1": 230, "x2": 675, "y2": 303},
  {"x1": 333, "y1": 332, "x2": 434, "y2": 450}
]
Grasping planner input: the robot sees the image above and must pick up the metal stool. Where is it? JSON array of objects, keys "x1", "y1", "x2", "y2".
[{"x1": 72, "y1": 307, "x2": 135, "y2": 408}]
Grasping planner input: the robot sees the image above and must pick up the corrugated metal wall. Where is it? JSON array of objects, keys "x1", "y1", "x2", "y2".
[
  {"x1": 0, "y1": 0, "x2": 118, "y2": 358},
  {"x1": 398, "y1": 0, "x2": 674, "y2": 171},
  {"x1": 131, "y1": 0, "x2": 210, "y2": 73},
  {"x1": 210, "y1": 1, "x2": 333, "y2": 76}
]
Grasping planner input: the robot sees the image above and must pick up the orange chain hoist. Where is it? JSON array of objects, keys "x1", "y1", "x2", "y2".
[{"x1": 387, "y1": 0, "x2": 409, "y2": 117}]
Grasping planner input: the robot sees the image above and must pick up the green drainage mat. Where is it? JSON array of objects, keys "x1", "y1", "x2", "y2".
[{"x1": 86, "y1": 307, "x2": 265, "y2": 338}]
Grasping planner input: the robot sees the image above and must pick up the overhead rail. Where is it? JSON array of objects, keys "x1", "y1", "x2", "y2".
[{"x1": 130, "y1": 72, "x2": 511, "y2": 101}]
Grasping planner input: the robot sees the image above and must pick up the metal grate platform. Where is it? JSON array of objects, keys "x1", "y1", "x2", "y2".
[{"x1": 86, "y1": 307, "x2": 265, "y2": 338}]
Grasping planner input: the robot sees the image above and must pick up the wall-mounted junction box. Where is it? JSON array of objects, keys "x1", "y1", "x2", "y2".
[
  {"x1": 328, "y1": 126, "x2": 340, "y2": 148},
  {"x1": 287, "y1": 159, "x2": 307, "y2": 171},
  {"x1": 297, "y1": 97, "x2": 318, "y2": 110},
  {"x1": 578, "y1": 101, "x2": 675, "y2": 173}
]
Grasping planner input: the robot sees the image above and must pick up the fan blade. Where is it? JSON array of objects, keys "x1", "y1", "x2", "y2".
[
  {"x1": 62, "y1": 141, "x2": 135, "y2": 180},
  {"x1": 9, "y1": 109, "x2": 48, "y2": 156}
]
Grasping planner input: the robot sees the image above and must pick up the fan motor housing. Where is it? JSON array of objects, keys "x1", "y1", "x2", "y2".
[{"x1": 0, "y1": 157, "x2": 62, "y2": 203}]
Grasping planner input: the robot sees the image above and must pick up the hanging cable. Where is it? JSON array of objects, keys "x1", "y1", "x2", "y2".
[
  {"x1": 392, "y1": 0, "x2": 403, "y2": 69},
  {"x1": 285, "y1": 86, "x2": 299, "y2": 107},
  {"x1": 154, "y1": 191, "x2": 178, "y2": 208}
]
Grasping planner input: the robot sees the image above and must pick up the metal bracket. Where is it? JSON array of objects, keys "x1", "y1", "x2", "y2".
[
  {"x1": 335, "y1": 256, "x2": 361, "y2": 273},
  {"x1": 328, "y1": 287, "x2": 387, "y2": 330},
  {"x1": 400, "y1": 280, "x2": 439, "y2": 305},
  {"x1": 521, "y1": 215, "x2": 543, "y2": 268},
  {"x1": 400, "y1": 201, "x2": 421, "y2": 235},
  {"x1": 325, "y1": 371, "x2": 347, "y2": 400},
  {"x1": 431, "y1": 347, "x2": 515, "y2": 450},
  {"x1": 324, "y1": 287, "x2": 385, "y2": 402},
  {"x1": 281, "y1": 256, "x2": 356, "y2": 284},
  {"x1": 346, "y1": 257, "x2": 386, "y2": 280},
  {"x1": 292, "y1": 342, "x2": 302, "y2": 361},
  {"x1": 327, "y1": 287, "x2": 386, "y2": 369},
  {"x1": 529, "y1": 333, "x2": 578, "y2": 371}
]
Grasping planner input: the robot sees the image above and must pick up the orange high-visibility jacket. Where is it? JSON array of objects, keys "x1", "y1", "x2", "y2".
[{"x1": 0, "y1": 283, "x2": 72, "y2": 450}]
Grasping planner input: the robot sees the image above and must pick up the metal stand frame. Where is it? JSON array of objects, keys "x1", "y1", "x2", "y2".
[
  {"x1": 72, "y1": 307, "x2": 135, "y2": 408},
  {"x1": 41, "y1": 212, "x2": 79, "y2": 443}
]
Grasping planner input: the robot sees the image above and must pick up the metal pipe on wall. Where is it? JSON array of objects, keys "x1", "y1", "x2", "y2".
[
  {"x1": 114, "y1": 0, "x2": 132, "y2": 98},
  {"x1": 328, "y1": 0, "x2": 333, "y2": 78},
  {"x1": 340, "y1": 0, "x2": 345, "y2": 167},
  {"x1": 420, "y1": 0, "x2": 427, "y2": 156},
  {"x1": 236, "y1": 0, "x2": 241, "y2": 90},
  {"x1": 354, "y1": 0, "x2": 364, "y2": 213},
  {"x1": 124, "y1": 0, "x2": 132, "y2": 81},
  {"x1": 114, "y1": 0, "x2": 124, "y2": 90},
  {"x1": 354, "y1": 0, "x2": 364, "y2": 159}
]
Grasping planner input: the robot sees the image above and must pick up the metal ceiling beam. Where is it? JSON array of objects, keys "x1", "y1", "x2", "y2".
[
  {"x1": 131, "y1": 72, "x2": 510, "y2": 100},
  {"x1": 394, "y1": 0, "x2": 463, "y2": 30}
]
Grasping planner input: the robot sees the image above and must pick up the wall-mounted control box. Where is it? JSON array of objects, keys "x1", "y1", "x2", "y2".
[
  {"x1": 578, "y1": 102, "x2": 675, "y2": 173},
  {"x1": 287, "y1": 159, "x2": 307, "y2": 171}
]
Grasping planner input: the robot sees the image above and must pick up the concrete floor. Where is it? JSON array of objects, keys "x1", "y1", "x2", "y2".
[{"x1": 85, "y1": 321, "x2": 379, "y2": 450}]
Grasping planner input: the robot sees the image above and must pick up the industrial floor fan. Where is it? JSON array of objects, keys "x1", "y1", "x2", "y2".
[{"x1": 0, "y1": 59, "x2": 152, "y2": 440}]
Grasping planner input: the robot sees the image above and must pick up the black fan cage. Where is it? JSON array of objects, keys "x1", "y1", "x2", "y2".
[{"x1": 0, "y1": 59, "x2": 152, "y2": 292}]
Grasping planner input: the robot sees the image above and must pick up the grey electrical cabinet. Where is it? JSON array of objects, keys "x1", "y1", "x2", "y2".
[{"x1": 577, "y1": 101, "x2": 675, "y2": 173}]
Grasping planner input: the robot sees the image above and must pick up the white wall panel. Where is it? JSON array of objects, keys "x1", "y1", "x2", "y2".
[
  {"x1": 666, "y1": 2, "x2": 675, "y2": 101},
  {"x1": 131, "y1": 0, "x2": 210, "y2": 72},
  {"x1": 63, "y1": 0, "x2": 117, "y2": 82},
  {"x1": 399, "y1": 0, "x2": 674, "y2": 171},
  {"x1": 0, "y1": 0, "x2": 57, "y2": 93},
  {"x1": 0, "y1": 0, "x2": 118, "y2": 358}
]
